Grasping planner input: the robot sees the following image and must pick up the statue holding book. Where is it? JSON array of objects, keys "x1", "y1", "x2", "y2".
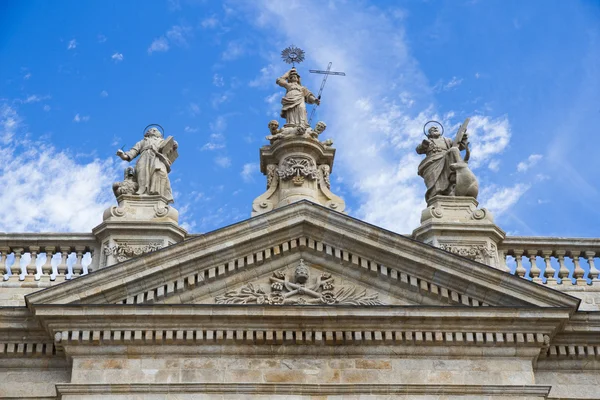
[{"x1": 116, "y1": 126, "x2": 178, "y2": 203}]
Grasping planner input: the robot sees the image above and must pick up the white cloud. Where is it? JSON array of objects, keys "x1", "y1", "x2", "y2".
[
  {"x1": 23, "y1": 73, "x2": 31, "y2": 80},
  {"x1": 67, "y1": 39, "x2": 77, "y2": 50},
  {"x1": 148, "y1": 37, "x2": 169, "y2": 54},
  {"x1": 443, "y1": 76, "x2": 463, "y2": 90},
  {"x1": 213, "y1": 74, "x2": 224, "y2": 87},
  {"x1": 249, "y1": 64, "x2": 277, "y2": 88},
  {"x1": 465, "y1": 115, "x2": 511, "y2": 168},
  {"x1": 488, "y1": 159, "x2": 500, "y2": 172},
  {"x1": 517, "y1": 153, "x2": 542, "y2": 172},
  {"x1": 0, "y1": 104, "x2": 118, "y2": 232},
  {"x1": 111, "y1": 52, "x2": 124, "y2": 62},
  {"x1": 214, "y1": 156, "x2": 231, "y2": 168},
  {"x1": 43, "y1": 105, "x2": 51, "y2": 112},
  {"x1": 222, "y1": 40, "x2": 246, "y2": 61},
  {"x1": 201, "y1": 16, "x2": 219, "y2": 29},
  {"x1": 474, "y1": 72, "x2": 481, "y2": 79},
  {"x1": 241, "y1": 163, "x2": 259, "y2": 183},
  {"x1": 166, "y1": 25, "x2": 192, "y2": 46},
  {"x1": 184, "y1": 126, "x2": 198, "y2": 133},
  {"x1": 100, "y1": 90, "x2": 108, "y2": 97},
  {"x1": 98, "y1": 34, "x2": 107, "y2": 43},
  {"x1": 201, "y1": 141, "x2": 225, "y2": 151},
  {"x1": 73, "y1": 113, "x2": 90, "y2": 123},
  {"x1": 211, "y1": 93, "x2": 229, "y2": 108},
  {"x1": 480, "y1": 183, "x2": 531, "y2": 216},
  {"x1": 24, "y1": 95, "x2": 42, "y2": 103},
  {"x1": 189, "y1": 102, "x2": 200, "y2": 116},
  {"x1": 148, "y1": 25, "x2": 192, "y2": 54}
]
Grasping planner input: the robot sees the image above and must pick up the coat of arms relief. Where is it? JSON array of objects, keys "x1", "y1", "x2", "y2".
[{"x1": 215, "y1": 259, "x2": 384, "y2": 305}]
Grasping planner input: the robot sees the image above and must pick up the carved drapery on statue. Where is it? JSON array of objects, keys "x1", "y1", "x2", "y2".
[
  {"x1": 215, "y1": 259, "x2": 383, "y2": 305},
  {"x1": 416, "y1": 119, "x2": 479, "y2": 203},
  {"x1": 115, "y1": 127, "x2": 178, "y2": 203},
  {"x1": 276, "y1": 68, "x2": 319, "y2": 128}
]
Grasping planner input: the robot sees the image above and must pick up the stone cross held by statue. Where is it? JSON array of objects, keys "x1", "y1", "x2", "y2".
[{"x1": 308, "y1": 62, "x2": 346, "y2": 124}]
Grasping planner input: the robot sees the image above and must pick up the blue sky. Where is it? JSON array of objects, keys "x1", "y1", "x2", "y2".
[{"x1": 1, "y1": 0, "x2": 599, "y2": 237}]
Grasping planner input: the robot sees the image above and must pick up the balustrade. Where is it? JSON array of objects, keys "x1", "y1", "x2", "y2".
[
  {"x1": 0, "y1": 234, "x2": 99, "y2": 282},
  {"x1": 499, "y1": 237, "x2": 600, "y2": 285}
]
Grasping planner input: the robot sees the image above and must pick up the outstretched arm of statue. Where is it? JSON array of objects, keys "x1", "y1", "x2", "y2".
[
  {"x1": 416, "y1": 139, "x2": 430, "y2": 154},
  {"x1": 118, "y1": 140, "x2": 142, "y2": 161}
]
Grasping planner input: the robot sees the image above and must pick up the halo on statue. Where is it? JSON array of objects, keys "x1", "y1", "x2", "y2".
[
  {"x1": 143, "y1": 124, "x2": 165, "y2": 137},
  {"x1": 423, "y1": 120, "x2": 444, "y2": 137},
  {"x1": 281, "y1": 45, "x2": 305, "y2": 66}
]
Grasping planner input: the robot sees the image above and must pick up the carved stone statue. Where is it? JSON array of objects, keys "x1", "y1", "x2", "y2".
[
  {"x1": 116, "y1": 127, "x2": 178, "y2": 203},
  {"x1": 276, "y1": 68, "x2": 320, "y2": 128},
  {"x1": 112, "y1": 166, "x2": 139, "y2": 198},
  {"x1": 416, "y1": 120, "x2": 479, "y2": 202}
]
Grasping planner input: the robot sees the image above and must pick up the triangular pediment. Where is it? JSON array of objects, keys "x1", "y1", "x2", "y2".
[{"x1": 25, "y1": 201, "x2": 580, "y2": 311}]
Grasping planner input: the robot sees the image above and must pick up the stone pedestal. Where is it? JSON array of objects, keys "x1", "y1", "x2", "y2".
[
  {"x1": 252, "y1": 136, "x2": 345, "y2": 216},
  {"x1": 93, "y1": 195, "x2": 186, "y2": 268},
  {"x1": 412, "y1": 196, "x2": 505, "y2": 268}
]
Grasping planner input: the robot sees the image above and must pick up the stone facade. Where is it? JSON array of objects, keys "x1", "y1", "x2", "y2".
[{"x1": 1, "y1": 201, "x2": 599, "y2": 399}]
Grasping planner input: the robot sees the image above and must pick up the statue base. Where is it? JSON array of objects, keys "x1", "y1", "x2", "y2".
[
  {"x1": 252, "y1": 136, "x2": 345, "y2": 216},
  {"x1": 412, "y1": 196, "x2": 505, "y2": 268},
  {"x1": 93, "y1": 195, "x2": 186, "y2": 269}
]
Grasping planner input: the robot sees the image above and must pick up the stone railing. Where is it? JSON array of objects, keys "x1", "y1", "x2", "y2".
[
  {"x1": 0, "y1": 233, "x2": 99, "y2": 282},
  {"x1": 498, "y1": 237, "x2": 600, "y2": 285}
]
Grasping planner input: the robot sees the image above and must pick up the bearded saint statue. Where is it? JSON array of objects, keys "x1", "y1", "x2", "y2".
[
  {"x1": 116, "y1": 127, "x2": 177, "y2": 203},
  {"x1": 276, "y1": 68, "x2": 320, "y2": 128}
]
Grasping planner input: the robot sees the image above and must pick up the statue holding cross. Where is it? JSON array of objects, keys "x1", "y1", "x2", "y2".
[{"x1": 276, "y1": 45, "x2": 345, "y2": 131}]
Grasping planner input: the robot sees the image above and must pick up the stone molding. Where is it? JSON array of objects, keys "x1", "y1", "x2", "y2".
[
  {"x1": 25, "y1": 202, "x2": 580, "y2": 310},
  {"x1": 55, "y1": 383, "x2": 552, "y2": 396}
]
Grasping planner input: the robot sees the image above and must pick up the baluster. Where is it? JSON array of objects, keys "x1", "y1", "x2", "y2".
[
  {"x1": 12, "y1": 248, "x2": 24, "y2": 281},
  {"x1": 541, "y1": 250, "x2": 556, "y2": 283},
  {"x1": 570, "y1": 250, "x2": 585, "y2": 283},
  {"x1": 585, "y1": 251, "x2": 599, "y2": 281},
  {"x1": 555, "y1": 250, "x2": 569, "y2": 284},
  {"x1": 0, "y1": 246, "x2": 10, "y2": 279},
  {"x1": 527, "y1": 250, "x2": 541, "y2": 281},
  {"x1": 72, "y1": 246, "x2": 85, "y2": 277},
  {"x1": 26, "y1": 246, "x2": 39, "y2": 279},
  {"x1": 57, "y1": 246, "x2": 70, "y2": 279},
  {"x1": 42, "y1": 246, "x2": 55, "y2": 280},
  {"x1": 513, "y1": 250, "x2": 526, "y2": 278},
  {"x1": 87, "y1": 248, "x2": 96, "y2": 274}
]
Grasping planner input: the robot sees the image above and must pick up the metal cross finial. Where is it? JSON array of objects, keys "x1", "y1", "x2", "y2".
[{"x1": 308, "y1": 62, "x2": 346, "y2": 124}]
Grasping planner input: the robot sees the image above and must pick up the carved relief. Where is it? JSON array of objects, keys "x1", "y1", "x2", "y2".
[
  {"x1": 438, "y1": 243, "x2": 493, "y2": 263},
  {"x1": 215, "y1": 259, "x2": 384, "y2": 305},
  {"x1": 103, "y1": 241, "x2": 163, "y2": 264},
  {"x1": 278, "y1": 157, "x2": 318, "y2": 182}
]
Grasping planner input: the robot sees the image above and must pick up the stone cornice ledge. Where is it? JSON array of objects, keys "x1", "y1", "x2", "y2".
[
  {"x1": 55, "y1": 383, "x2": 551, "y2": 397},
  {"x1": 25, "y1": 201, "x2": 581, "y2": 311}
]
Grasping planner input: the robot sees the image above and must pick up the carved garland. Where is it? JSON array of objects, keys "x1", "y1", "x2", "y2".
[
  {"x1": 277, "y1": 157, "x2": 318, "y2": 186},
  {"x1": 103, "y1": 242, "x2": 163, "y2": 263},
  {"x1": 215, "y1": 259, "x2": 384, "y2": 305},
  {"x1": 438, "y1": 243, "x2": 492, "y2": 263}
]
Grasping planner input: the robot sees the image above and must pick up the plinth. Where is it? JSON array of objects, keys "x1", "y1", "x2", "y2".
[
  {"x1": 412, "y1": 196, "x2": 505, "y2": 268},
  {"x1": 252, "y1": 136, "x2": 345, "y2": 216},
  {"x1": 93, "y1": 195, "x2": 187, "y2": 268}
]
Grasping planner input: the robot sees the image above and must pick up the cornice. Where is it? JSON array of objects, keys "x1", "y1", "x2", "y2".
[
  {"x1": 55, "y1": 383, "x2": 552, "y2": 397},
  {"x1": 25, "y1": 202, "x2": 581, "y2": 312}
]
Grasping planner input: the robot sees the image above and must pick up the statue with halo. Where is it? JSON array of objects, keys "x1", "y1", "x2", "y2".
[
  {"x1": 416, "y1": 119, "x2": 479, "y2": 202},
  {"x1": 114, "y1": 125, "x2": 178, "y2": 203}
]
